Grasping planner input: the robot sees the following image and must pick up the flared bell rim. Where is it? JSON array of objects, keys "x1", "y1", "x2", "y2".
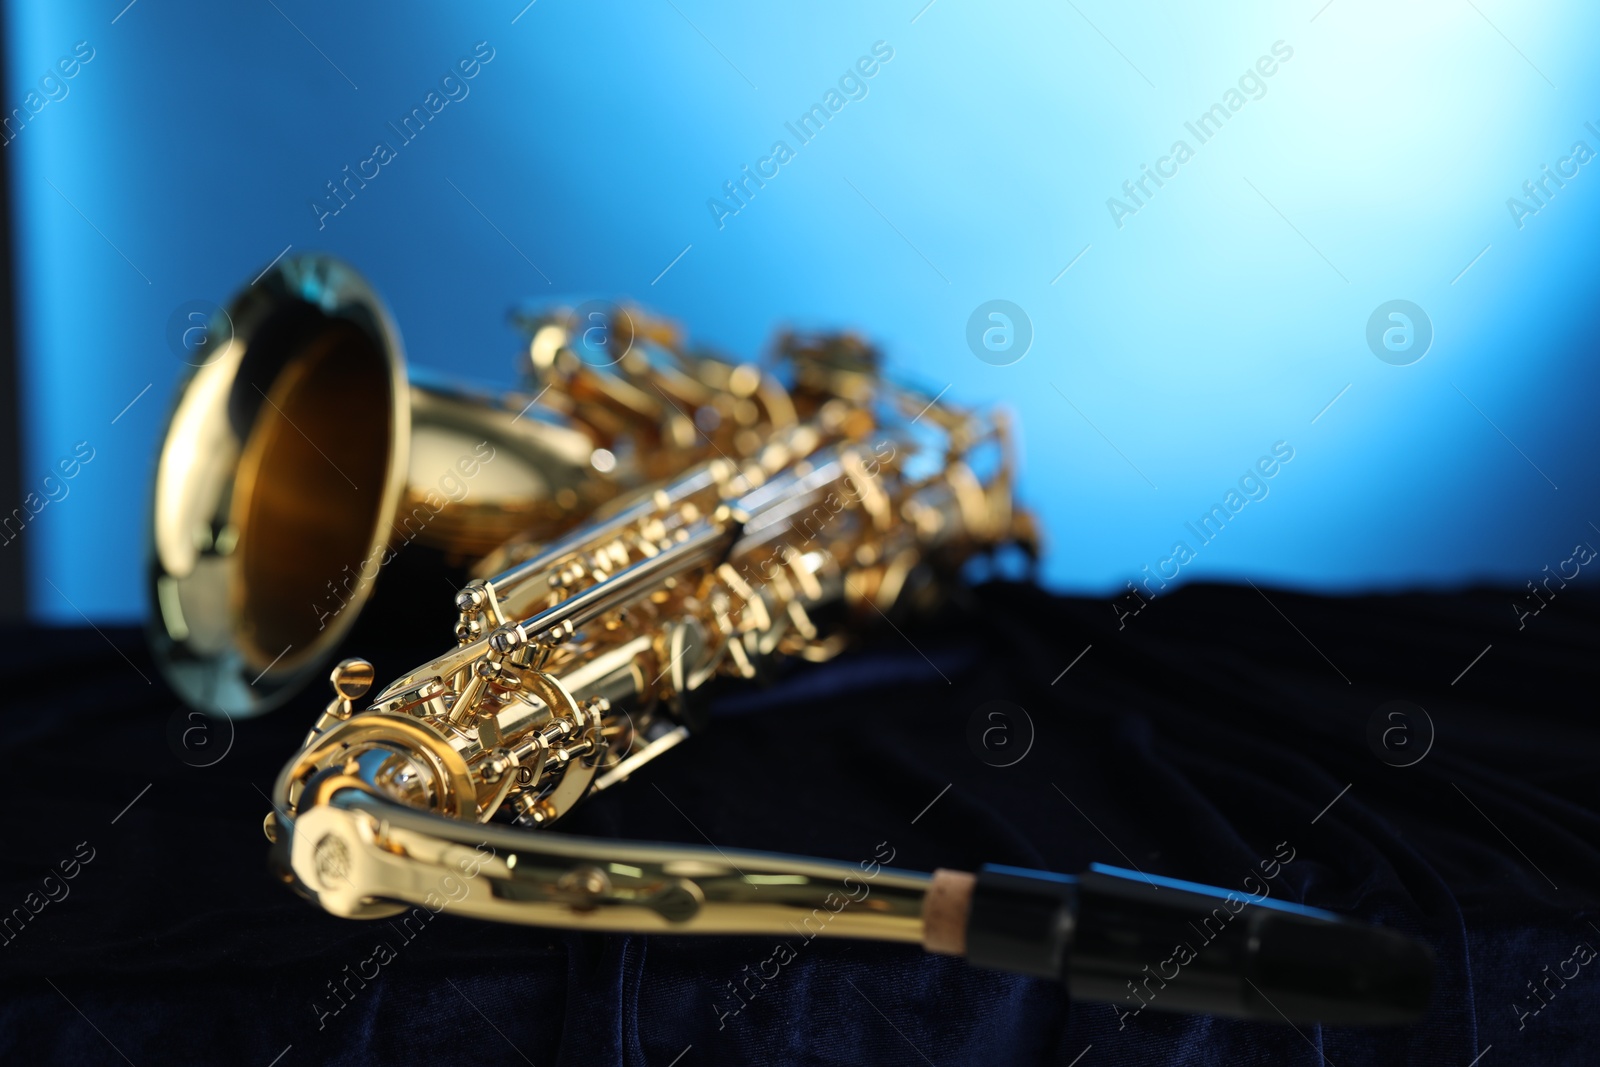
[{"x1": 147, "y1": 253, "x2": 410, "y2": 717}]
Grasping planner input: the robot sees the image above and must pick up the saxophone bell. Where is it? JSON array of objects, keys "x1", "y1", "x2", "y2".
[{"x1": 148, "y1": 256, "x2": 666, "y2": 717}]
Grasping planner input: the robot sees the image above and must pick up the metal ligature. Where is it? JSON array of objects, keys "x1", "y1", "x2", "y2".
[{"x1": 221, "y1": 257, "x2": 1429, "y2": 1026}]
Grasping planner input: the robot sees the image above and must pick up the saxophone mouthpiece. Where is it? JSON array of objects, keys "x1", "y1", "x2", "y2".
[{"x1": 928, "y1": 864, "x2": 1432, "y2": 1025}]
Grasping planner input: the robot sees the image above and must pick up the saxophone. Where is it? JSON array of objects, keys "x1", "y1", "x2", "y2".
[
  {"x1": 268, "y1": 323, "x2": 1030, "y2": 887},
  {"x1": 260, "y1": 282, "x2": 1431, "y2": 1026}
]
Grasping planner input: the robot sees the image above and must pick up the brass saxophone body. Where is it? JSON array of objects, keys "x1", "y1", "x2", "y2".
[{"x1": 267, "y1": 317, "x2": 1033, "y2": 938}]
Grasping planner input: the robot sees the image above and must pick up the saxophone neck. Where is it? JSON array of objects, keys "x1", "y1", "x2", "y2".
[{"x1": 272, "y1": 781, "x2": 931, "y2": 942}]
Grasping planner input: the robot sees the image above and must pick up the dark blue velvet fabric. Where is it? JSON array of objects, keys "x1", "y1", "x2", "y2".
[{"x1": 1, "y1": 581, "x2": 1596, "y2": 1065}]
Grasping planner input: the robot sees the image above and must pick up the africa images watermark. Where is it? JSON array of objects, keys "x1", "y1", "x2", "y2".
[
  {"x1": 724, "y1": 438, "x2": 898, "y2": 598},
  {"x1": 707, "y1": 41, "x2": 896, "y2": 230},
  {"x1": 1112, "y1": 839, "x2": 1298, "y2": 1029},
  {"x1": 310, "y1": 41, "x2": 497, "y2": 230},
  {"x1": 0, "y1": 840, "x2": 97, "y2": 949},
  {"x1": 1512, "y1": 935, "x2": 1596, "y2": 1032},
  {"x1": 311, "y1": 841, "x2": 495, "y2": 1030},
  {"x1": 1114, "y1": 441, "x2": 1296, "y2": 627},
  {"x1": 1367, "y1": 700, "x2": 1435, "y2": 769},
  {"x1": 711, "y1": 839, "x2": 899, "y2": 1028},
  {"x1": 311, "y1": 441, "x2": 497, "y2": 632},
  {"x1": 1512, "y1": 535, "x2": 1595, "y2": 631},
  {"x1": 1106, "y1": 40, "x2": 1295, "y2": 230},
  {"x1": 1505, "y1": 120, "x2": 1599, "y2": 231},
  {"x1": 967, "y1": 700, "x2": 1034, "y2": 767},
  {"x1": 0, "y1": 441, "x2": 96, "y2": 549},
  {"x1": 1, "y1": 40, "x2": 96, "y2": 148}
]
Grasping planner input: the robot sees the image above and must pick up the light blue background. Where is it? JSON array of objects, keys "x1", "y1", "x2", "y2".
[{"x1": 8, "y1": 0, "x2": 1599, "y2": 622}]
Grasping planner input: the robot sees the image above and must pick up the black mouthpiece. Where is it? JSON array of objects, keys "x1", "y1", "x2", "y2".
[{"x1": 964, "y1": 863, "x2": 1432, "y2": 1026}]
